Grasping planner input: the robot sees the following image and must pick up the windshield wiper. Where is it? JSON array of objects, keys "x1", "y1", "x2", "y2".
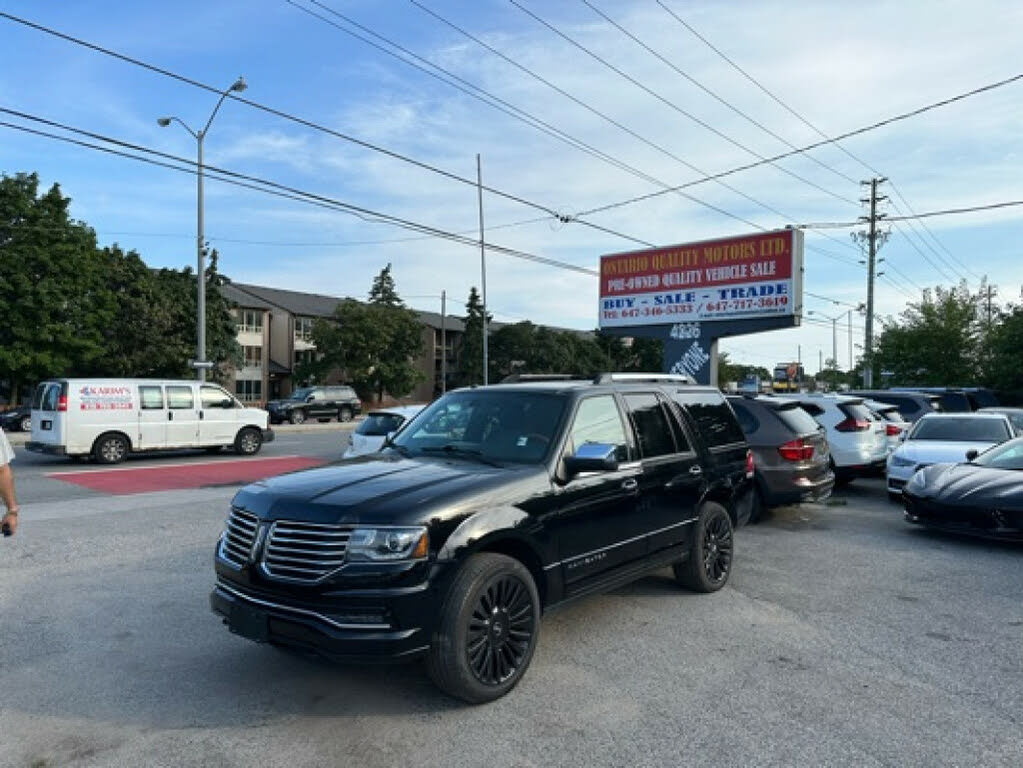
[
  {"x1": 421, "y1": 444, "x2": 503, "y2": 467},
  {"x1": 382, "y1": 440, "x2": 412, "y2": 457}
]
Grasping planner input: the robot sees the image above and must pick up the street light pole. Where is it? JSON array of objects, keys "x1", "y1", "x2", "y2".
[{"x1": 159, "y1": 76, "x2": 247, "y2": 381}]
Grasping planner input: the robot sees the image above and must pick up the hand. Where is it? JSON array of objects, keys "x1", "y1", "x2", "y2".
[{"x1": 2, "y1": 510, "x2": 17, "y2": 537}]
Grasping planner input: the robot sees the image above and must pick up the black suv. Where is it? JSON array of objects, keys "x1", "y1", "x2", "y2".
[
  {"x1": 266, "y1": 385, "x2": 361, "y2": 425},
  {"x1": 211, "y1": 374, "x2": 753, "y2": 703}
]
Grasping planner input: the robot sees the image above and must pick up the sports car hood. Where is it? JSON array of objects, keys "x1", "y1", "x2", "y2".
[
  {"x1": 915, "y1": 463, "x2": 1023, "y2": 510},
  {"x1": 894, "y1": 440, "x2": 998, "y2": 466},
  {"x1": 230, "y1": 453, "x2": 547, "y2": 526}
]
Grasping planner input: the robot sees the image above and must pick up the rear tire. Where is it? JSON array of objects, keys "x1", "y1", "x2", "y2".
[
  {"x1": 92, "y1": 433, "x2": 129, "y2": 464},
  {"x1": 674, "y1": 502, "x2": 734, "y2": 593},
  {"x1": 426, "y1": 553, "x2": 540, "y2": 704},
  {"x1": 235, "y1": 427, "x2": 263, "y2": 456}
]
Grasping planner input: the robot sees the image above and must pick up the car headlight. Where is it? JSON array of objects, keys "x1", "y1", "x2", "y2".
[
  {"x1": 347, "y1": 527, "x2": 428, "y2": 562},
  {"x1": 889, "y1": 454, "x2": 915, "y2": 468},
  {"x1": 908, "y1": 470, "x2": 928, "y2": 489}
]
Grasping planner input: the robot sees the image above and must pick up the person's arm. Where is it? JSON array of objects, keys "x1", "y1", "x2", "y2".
[{"x1": 0, "y1": 463, "x2": 18, "y2": 536}]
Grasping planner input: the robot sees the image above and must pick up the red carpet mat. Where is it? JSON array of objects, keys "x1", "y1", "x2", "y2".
[{"x1": 47, "y1": 456, "x2": 325, "y2": 495}]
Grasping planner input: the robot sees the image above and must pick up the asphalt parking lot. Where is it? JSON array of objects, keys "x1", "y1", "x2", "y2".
[{"x1": 1, "y1": 474, "x2": 1020, "y2": 767}]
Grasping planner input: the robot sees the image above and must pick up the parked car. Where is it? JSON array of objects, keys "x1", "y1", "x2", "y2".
[
  {"x1": 890, "y1": 386, "x2": 999, "y2": 411},
  {"x1": 26, "y1": 378, "x2": 273, "y2": 463},
  {"x1": 211, "y1": 373, "x2": 753, "y2": 703},
  {"x1": 266, "y1": 385, "x2": 361, "y2": 425},
  {"x1": 903, "y1": 435, "x2": 1023, "y2": 540},
  {"x1": 0, "y1": 403, "x2": 32, "y2": 432},
  {"x1": 885, "y1": 412, "x2": 1015, "y2": 498},
  {"x1": 847, "y1": 390, "x2": 943, "y2": 422},
  {"x1": 861, "y1": 398, "x2": 912, "y2": 452},
  {"x1": 342, "y1": 405, "x2": 425, "y2": 458},
  {"x1": 727, "y1": 394, "x2": 834, "y2": 520},
  {"x1": 978, "y1": 407, "x2": 1023, "y2": 435},
  {"x1": 777, "y1": 393, "x2": 889, "y2": 484}
]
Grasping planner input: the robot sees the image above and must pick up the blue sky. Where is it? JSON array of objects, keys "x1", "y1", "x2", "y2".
[{"x1": 2, "y1": 0, "x2": 1021, "y2": 373}]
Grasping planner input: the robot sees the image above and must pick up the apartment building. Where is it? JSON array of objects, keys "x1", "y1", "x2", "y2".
[{"x1": 220, "y1": 282, "x2": 463, "y2": 405}]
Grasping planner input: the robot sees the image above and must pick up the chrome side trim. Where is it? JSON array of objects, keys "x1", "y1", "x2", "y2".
[
  {"x1": 215, "y1": 580, "x2": 391, "y2": 631},
  {"x1": 542, "y1": 517, "x2": 698, "y2": 571}
]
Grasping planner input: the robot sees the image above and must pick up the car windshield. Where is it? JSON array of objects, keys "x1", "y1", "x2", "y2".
[
  {"x1": 288, "y1": 388, "x2": 314, "y2": 401},
  {"x1": 972, "y1": 439, "x2": 1023, "y2": 470},
  {"x1": 357, "y1": 413, "x2": 405, "y2": 437},
  {"x1": 388, "y1": 390, "x2": 566, "y2": 465},
  {"x1": 908, "y1": 417, "x2": 1010, "y2": 442}
]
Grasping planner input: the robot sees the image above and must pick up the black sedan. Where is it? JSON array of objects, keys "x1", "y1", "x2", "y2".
[
  {"x1": 0, "y1": 404, "x2": 31, "y2": 432},
  {"x1": 903, "y1": 437, "x2": 1023, "y2": 540}
]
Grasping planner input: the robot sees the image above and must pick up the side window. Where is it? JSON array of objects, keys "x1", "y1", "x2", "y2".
[
  {"x1": 730, "y1": 401, "x2": 758, "y2": 435},
  {"x1": 167, "y1": 386, "x2": 194, "y2": 409},
  {"x1": 140, "y1": 386, "x2": 164, "y2": 410},
  {"x1": 678, "y1": 392, "x2": 746, "y2": 447},
  {"x1": 201, "y1": 386, "x2": 231, "y2": 409},
  {"x1": 623, "y1": 393, "x2": 677, "y2": 459},
  {"x1": 310, "y1": 389, "x2": 325, "y2": 401},
  {"x1": 568, "y1": 395, "x2": 630, "y2": 462}
]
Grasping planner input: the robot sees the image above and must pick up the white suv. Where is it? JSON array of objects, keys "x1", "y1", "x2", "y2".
[{"x1": 777, "y1": 394, "x2": 889, "y2": 484}]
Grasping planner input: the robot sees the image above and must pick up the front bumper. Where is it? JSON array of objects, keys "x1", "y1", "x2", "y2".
[
  {"x1": 262, "y1": 428, "x2": 275, "y2": 443},
  {"x1": 886, "y1": 462, "x2": 920, "y2": 493},
  {"x1": 903, "y1": 497, "x2": 1023, "y2": 541},
  {"x1": 210, "y1": 575, "x2": 438, "y2": 662}
]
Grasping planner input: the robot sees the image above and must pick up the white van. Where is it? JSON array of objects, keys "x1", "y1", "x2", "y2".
[{"x1": 27, "y1": 378, "x2": 274, "y2": 463}]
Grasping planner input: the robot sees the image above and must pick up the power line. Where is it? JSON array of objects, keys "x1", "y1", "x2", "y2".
[
  {"x1": 510, "y1": 0, "x2": 856, "y2": 206},
  {"x1": 887, "y1": 180, "x2": 982, "y2": 281},
  {"x1": 0, "y1": 9, "x2": 648, "y2": 248},
  {"x1": 0, "y1": 113, "x2": 603, "y2": 277}
]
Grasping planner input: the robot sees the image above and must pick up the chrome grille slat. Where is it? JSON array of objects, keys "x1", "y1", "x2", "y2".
[
  {"x1": 263, "y1": 521, "x2": 353, "y2": 582},
  {"x1": 219, "y1": 508, "x2": 259, "y2": 567}
]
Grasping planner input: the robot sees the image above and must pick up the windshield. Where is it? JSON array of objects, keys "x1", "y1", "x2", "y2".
[
  {"x1": 388, "y1": 390, "x2": 567, "y2": 465},
  {"x1": 288, "y1": 387, "x2": 314, "y2": 401},
  {"x1": 357, "y1": 413, "x2": 406, "y2": 436},
  {"x1": 972, "y1": 438, "x2": 1023, "y2": 470},
  {"x1": 908, "y1": 417, "x2": 1011, "y2": 442}
]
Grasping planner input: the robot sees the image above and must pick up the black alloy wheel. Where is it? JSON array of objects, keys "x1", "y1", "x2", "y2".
[
  {"x1": 466, "y1": 574, "x2": 535, "y2": 686},
  {"x1": 426, "y1": 553, "x2": 540, "y2": 704},
  {"x1": 674, "y1": 501, "x2": 734, "y2": 593}
]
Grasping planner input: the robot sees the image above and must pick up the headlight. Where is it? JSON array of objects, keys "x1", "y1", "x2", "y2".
[
  {"x1": 347, "y1": 527, "x2": 428, "y2": 562},
  {"x1": 889, "y1": 454, "x2": 915, "y2": 468},
  {"x1": 908, "y1": 470, "x2": 928, "y2": 489}
]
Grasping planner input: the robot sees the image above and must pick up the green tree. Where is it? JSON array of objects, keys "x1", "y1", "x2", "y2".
[
  {"x1": 982, "y1": 304, "x2": 1023, "y2": 393},
  {"x1": 718, "y1": 352, "x2": 771, "y2": 385},
  {"x1": 629, "y1": 336, "x2": 664, "y2": 371},
  {"x1": 458, "y1": 286, "x2": 491, "y2": 386}
]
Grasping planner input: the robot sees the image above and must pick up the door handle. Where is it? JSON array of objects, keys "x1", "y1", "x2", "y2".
[
  {"x1": 199, "y1": 411, "x2": 204, "y2": 420},
  {"x1": 688, "y1": 465, "x2": 703, "y2": 476},
  {"x1": 621, "y1": 478, "x2": 639, "y2": 492},
  {"x1": 168, "y1": 412, "x2": 174, "y2": 421}
]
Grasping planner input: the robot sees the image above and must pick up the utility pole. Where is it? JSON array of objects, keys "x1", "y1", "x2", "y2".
[
  {"x1": 847, "y1": 309, "x2": 853, "y2": 370},
  {"x1": 440, "y1": 290, "x2": 447, "y2": 395},
  {"x1": 477, "y1": 154, "x2": 488, "y2": 386},
  {"x1": 858, "y1": 177, "x2": 887, "y2": 388}
]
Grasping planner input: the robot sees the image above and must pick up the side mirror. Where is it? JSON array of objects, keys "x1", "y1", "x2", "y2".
[
  {"x1": 306, "y1": 395, "x2": 315, "y2": 403},
  {"x1": 564, "y1": 442, "x2": 619, "y2": 476},
  {"x1": 220, "y1": 398, "x2": 234, "y2": 409},
  {"x1": 965, "y1": 448, "x2": 979, "y2": 461}
]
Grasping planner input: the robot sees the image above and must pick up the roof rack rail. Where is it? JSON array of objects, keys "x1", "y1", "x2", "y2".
[
  {"x1": 594, "y1": 372, "x2": 696, "y2": 385},
  {"x1": 499, "y1": 373, "x2": 591, "y2": 383}
]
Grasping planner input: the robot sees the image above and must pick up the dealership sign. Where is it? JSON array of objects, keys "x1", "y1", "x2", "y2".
[{"x1": 598, "y1": 229, "x2": 803, "y2": 328}]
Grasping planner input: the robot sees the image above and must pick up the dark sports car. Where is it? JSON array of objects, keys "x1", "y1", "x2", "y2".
[{"x1": 903, "y1": 437, "x2": 1023, "y2": 541}]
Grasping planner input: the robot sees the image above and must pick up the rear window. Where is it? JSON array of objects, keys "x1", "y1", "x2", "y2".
[
  {"x1": 33, "y1": 382, "x2": 62, "y2": 412},
  {"x1": 840, "y1": 402, "x2": 875, "y2": 422},
  {"x1": 729, "y1": 401, "x2": 759, "y2": 436},
  {"x1": 357, "y1": 413, "x2": 405, "y2": 436},
  {"x1": 774, "y1": 404, "x2": 822, "y2": 435},
  {"x1": 909, "y1": 417, "x2": 1011, "y2": 442},
  {"x1": 675, "y1": 391, "x2": 745, "y2": 447}
]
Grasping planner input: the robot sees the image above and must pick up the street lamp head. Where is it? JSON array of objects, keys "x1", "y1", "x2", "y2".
[
  {"x1": 157, "y1": 117, "x2": 172, "y2": 127},
  {"x1": 230, "y1": 77, "x2": 247, "y2": 93}
]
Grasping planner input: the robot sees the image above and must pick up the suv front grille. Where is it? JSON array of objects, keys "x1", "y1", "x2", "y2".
[
  {"x1": 220, "y1": 507, "x2": 259, "y2": 566},
  {"x1": 263, "y1": 521, "x2": 353, "y2": 582}
]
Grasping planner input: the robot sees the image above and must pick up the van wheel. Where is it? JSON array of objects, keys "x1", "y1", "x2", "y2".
[
  {"x1": 289, "y1": 410, "x2": 306, "y2": 425},
  {"x1": 673, "y1": 502, "x2": 734, "y2": 593},
  {"x1": 338, "y1": 407, "x2": 353, "y2": 422},
  {"x1": 93, "y1": 434, "x2": 129, "y2": 464},
  {"x1": 235, "y1": 428, "x2": 263, "y2": 456},
  {"x1": 426, "y1": 553, "x2": 540, "y2": 704}
]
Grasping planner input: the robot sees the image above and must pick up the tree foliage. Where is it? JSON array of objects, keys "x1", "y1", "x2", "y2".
[
  {"x1": 0, "y1": 172, "x2": 240, "y2": 400},
  {"x1": 306, "y1": 266, "x2": 425, "y2": 402},
  {"x1": 457, "y1": 286, "x2": 491, "y2": 386}
]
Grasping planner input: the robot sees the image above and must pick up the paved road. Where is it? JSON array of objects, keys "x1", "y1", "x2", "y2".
[{"x1": 0, "y1": 477, "x2": 1020, "y2": 767}]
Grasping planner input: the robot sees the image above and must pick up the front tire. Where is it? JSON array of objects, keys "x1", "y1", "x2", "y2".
[
  {"x1": 674, "y1": 502, "x2": 734, "y2": 593},
  {"x1": 426, "y1": 553, "x2": 540, "y2": 704},
  {"x1": 338, "y1": 407, "x2": 353, "y2": 422},
  {"x1": 289, "y1": 410, "x2": 306, "y2": 425},
  {"x1": 235, "y1": 427, "x2": 263, "y2": 456},
  {"x1": 19, "y1": 415, "x2": 31, "y2": 432},
  {"x1": 93, "y1": 433, "x2": 129, "y2": 464}
]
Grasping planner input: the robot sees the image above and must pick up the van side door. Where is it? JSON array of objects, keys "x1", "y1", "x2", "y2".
[
  {"x1": 137, "y1": 385, "x2": 168, "y2": 450},
  {"x1": 165, "y1": 385, "x2": 199, "y2": 447}
]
